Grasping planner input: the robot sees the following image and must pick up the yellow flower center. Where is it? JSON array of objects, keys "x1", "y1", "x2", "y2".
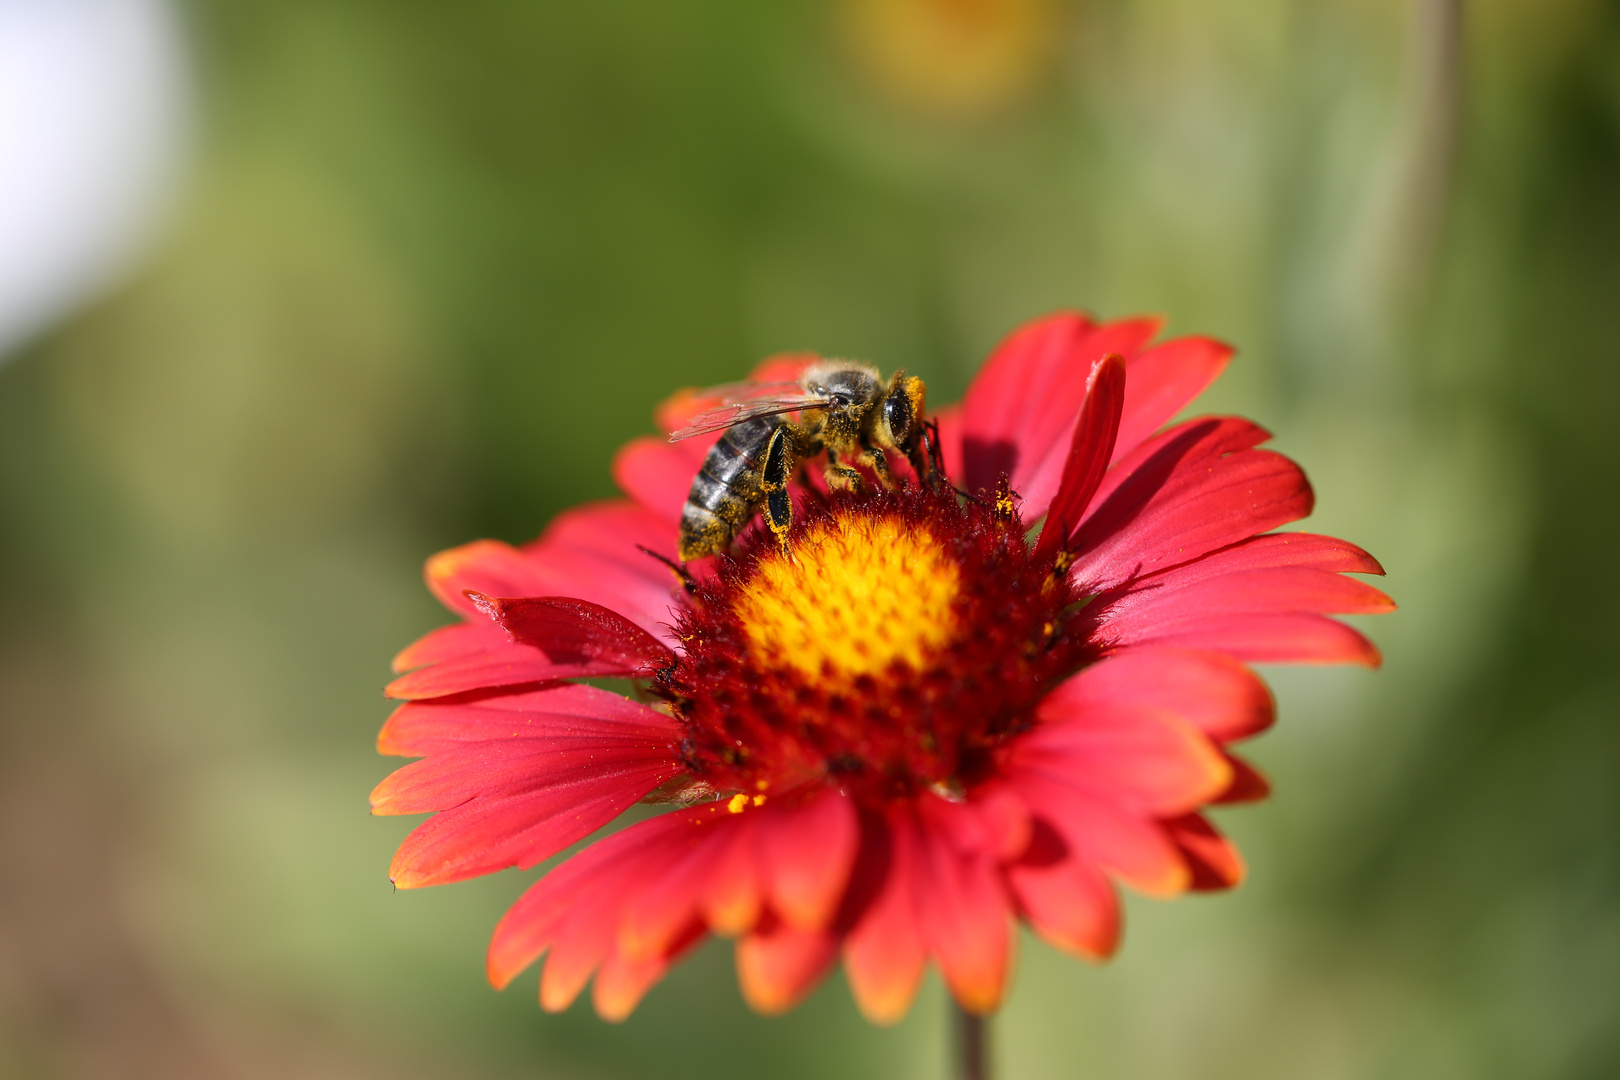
[{"x1": 732, "y1": 513, "x2": 961, "y2": 681}]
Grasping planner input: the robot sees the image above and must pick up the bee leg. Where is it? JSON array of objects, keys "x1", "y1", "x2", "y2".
[
  {"x1": 762, "y1": 425, "x2": 796, "y2": 552},
  {"x1": 765, "y1": 487, "x2": 793, "y2": 552},
  {"x1": 916, "y1": 419, "x2": 945, "y2": 487},
  {"x1": 823, "y1": 448, "x2": 864, "y2": 492},
  {"x1": 824, "y1": 463, "x2": 864, "y2": 491},
  {"x1": 858, "y1": 445, "x2": 897, "y2": 489}
]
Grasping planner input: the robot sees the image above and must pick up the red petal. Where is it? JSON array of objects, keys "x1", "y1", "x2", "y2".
[
  {"x1": 1013, "y1": 705, "x2": 1233, "y2": 816},
  {"x1": 489, "y1": 806, "x2": 726, "y2": 991},
  {"x1": 540, "y1": 892, "x2": 626, "y2": 1012},
  {"x1": 468, "y1": 594, "x2": 675, "y2": 675},
  {"x1": 962, "y1": 312, "x2": 1095, "y2": 494},
  {"x1": 960, "y1": 314, "x2": 1101, "y2": 500},
  {"x1": 372, "y1": 736, "x2": 681, "y2": 816},
  {"x1": 1162, "y1": 813, "x2": 1245, "y2": 890},
  {"x1": 1145, "y1": 531, "x2": 1386, "y2": 580},
  {"x1": 1033, "y1": 352, "x2": 1126, "y2": 562},
  {"x1": 1005, "y1": 771, "x2": 1189, "y2": 897},
  {"x1": 613, "y1": 436, "x2": 710, "y2": 526},
  {"x1": 619, "y1": 818, "x2": 737, "y2": 960},
  {"x1": 759, "y1": 789, "x2": 859, "y2": 931},
  {"x1": 933, "y1": 402, "x2": 965, "y2": 484},
  {"x1": 700, "y1": 822, "x2": 765, "y2": 936},
  {"x1": 1011, "y1": 318, "x2": 1168, "y2": 516},
  {"x1": 384, "y1": 642, "x2": 605, "y2": 700},
  {"x1": 593, "y1": 923, "x2": 705, "y2": 1021},
  {"x1": 523, "y1": 500, "x2": 689, "y2": 637},
  {"x1": 913, "y1": 795, "x2": 1014, "y2": 1016},
  {"x1": 737, "y1": 923, "x2": 839, "y2": 1015},
  {"x1": 591, "y1": 951, "x2": 667, "y2": 1021},
  {"x1": 1005, "y1": 820, "x2": 1120, "y2": 960},
  {"x1": 386, "y1": 755, "x2": 681, "y2": 888},
  {"x1": 536, "y1": 498, "x2": 678, "y2": 559},
  {"x1": 1081, "y1": 316, "x2": 1166, "y2": 359},
  {"x1": 1092, "y1": 569, "x2": 1394, "y2": 659},
  {"x1": 488, "y1": 813, "x2": 692, "y2": 991},
  {"x1": 1110, "y1": 612, "x2": 1382, "y2": 667},
  {"x1": 392, "y1": 621, "x2": 506, "y2": 675},
  {"x1": 425, "y1": 540, "x2": 555, "y2": 620},
  {"x1": 1073, "y1": 532, "x2": 1394, "y2": 667},
  {"x1": 1069, "y1": 418, "x2": 1314, "y2": 592},
  {"x1": 1044, "y1": 646, "x2": 1275, "y2": 743},
  {"x1": 1214, "y1": 754, "x2": 1271, "y2": 803},
  {"x1": 1092, "y1": 416, "x2": 1272, "y2": 507},
  {"x1": 1110, "y1": 336, "x2": 1232, "y2": 464},
  {"x1": 377, "y1": 683, "x2": 679, "y2": 758},
  {"x1": 394, "y1": 501, "x2": 687, "y2": 692},
  {"x1": 966, "y1": 783, "x2": 1034, "y2": 861},
  {"x1": 750, "y1": 352, "x2": 822, "y2": 383},
  {"x1": 962, "y1": 314, "x2": 1163, "y2": 511},
  {"x1": 842, "y1": 813, "x2": 927, "y2": 1025}
]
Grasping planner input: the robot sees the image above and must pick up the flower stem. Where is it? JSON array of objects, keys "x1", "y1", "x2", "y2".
[{"x1": 953, "y1": 1003, "x2": 988, "y2": 1080}]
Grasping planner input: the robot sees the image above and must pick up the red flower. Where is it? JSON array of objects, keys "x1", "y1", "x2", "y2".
[{"x1": 373, "y1": 312, "x2": 1392, "y2": 1023}]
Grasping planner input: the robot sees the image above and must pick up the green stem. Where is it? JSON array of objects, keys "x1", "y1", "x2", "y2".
[{"x1": 954, "y1": 1003, "x2": 987, "y2": 1080}]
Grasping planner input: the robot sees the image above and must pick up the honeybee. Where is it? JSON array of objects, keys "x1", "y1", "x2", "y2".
[{"x1": 670, "y1": 362, "x2": 931, "y2": 561}]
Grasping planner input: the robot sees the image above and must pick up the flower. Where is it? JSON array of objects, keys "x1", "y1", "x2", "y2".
[
  {"x1": 838, "y1": 0, "x2": 1060, "y2": 117},
  {"x1": 373, "y1": 311, "x2": 1392, "y2": 1023}
]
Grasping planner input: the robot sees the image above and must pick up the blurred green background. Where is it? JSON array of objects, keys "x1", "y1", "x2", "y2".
[{"x1": 2, "y1": 0, "x2": 1617, "y2": 1077}]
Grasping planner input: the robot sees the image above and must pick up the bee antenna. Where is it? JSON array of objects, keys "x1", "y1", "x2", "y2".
[
  {"x1": 637, "y1": 545, "x2": 698, "y2": 593},
  {"x1": 917, "y1": 417, "x2": 951, "y2": 489}
]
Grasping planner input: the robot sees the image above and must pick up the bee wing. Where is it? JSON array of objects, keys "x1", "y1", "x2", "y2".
[
  {"x1": 691, "y1": 379, "x2": 804, "y2": 405},
  {"x1": 667, "y1": 393, "x2": 831, "y2": 442}
]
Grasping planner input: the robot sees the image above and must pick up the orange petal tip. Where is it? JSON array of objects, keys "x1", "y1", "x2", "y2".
[
  {"x1": 385, "y1": 855, "x2": 430, "y2": 890},
  {"x1": 540, "y1": 984, "x2": 578, "y2": 1014},
  {"x1": 848, "y1": 981, "x2": 921, "y2": 1026},
  {"x1": 946, "y1": 980, "x2": 1004, "y2": 1017},
  {"x1": 737, "y1": 980, "x2": 797, "y2": 1016},
  {"x1": 540, "y1": 960, "x2": 593, "y2": 1014},
  {"x1": 591, "y1": 995, "x2": 635, "y2": 1023},
  {"x1": 703, "y1": 895, "x2": 761, "y2": 938},
  {"x1": 1122, "y1": 860, "x2": 1192, "y2": 900},
  {"x1": 591, "y1": 975, "x2": 653, "y2": 1023},
  {"x1": 485, "y1": 958, "x2": 518, "y2": 992}
]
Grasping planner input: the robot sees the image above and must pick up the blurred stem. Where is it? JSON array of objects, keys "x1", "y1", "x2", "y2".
[
  {"x1": 1394, "y1": 0, "x2": 1465, "y2": 298},
  {"x1": 954, "y1": 1004, "x2": 988, "y2": 1080}
]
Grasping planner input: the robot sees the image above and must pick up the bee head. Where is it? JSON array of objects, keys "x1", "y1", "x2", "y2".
[
  {"x1": 807, "y1": 367, "x2": 877, "y2": 406},
  {"x1": 805, "y1": 365, "x2": 882, "y2": 439},
  {"x1": 877, "y1": 370, "x2": 927, "y2": 450}
]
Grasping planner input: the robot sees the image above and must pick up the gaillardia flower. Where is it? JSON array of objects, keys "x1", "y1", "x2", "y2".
[{"x1": 373, "y1": 312, "x2": 1391, "y2": 1023}]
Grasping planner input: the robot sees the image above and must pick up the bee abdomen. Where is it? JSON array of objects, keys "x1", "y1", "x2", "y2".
[{"x1": 678, "y1": 417, "x2": 776, "y2": 561}]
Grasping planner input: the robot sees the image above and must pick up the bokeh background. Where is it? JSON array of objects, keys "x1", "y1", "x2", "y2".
[{"x1": 2, "y1": 0, "x2": 1616, "y2": 1077}]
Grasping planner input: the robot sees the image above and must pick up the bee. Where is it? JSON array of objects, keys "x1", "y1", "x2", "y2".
[{"x1": 669, "y1": 362, "x2": 931, "y2": 561}]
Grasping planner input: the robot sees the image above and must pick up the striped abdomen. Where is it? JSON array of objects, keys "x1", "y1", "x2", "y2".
[{"x1": 678, "y1": 416, "x2": 778, "y2": 561}]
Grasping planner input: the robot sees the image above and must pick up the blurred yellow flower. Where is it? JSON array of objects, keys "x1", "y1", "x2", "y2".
[{"x1": 839, "y1": 0, "x2": 1060, "y2": 116}]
